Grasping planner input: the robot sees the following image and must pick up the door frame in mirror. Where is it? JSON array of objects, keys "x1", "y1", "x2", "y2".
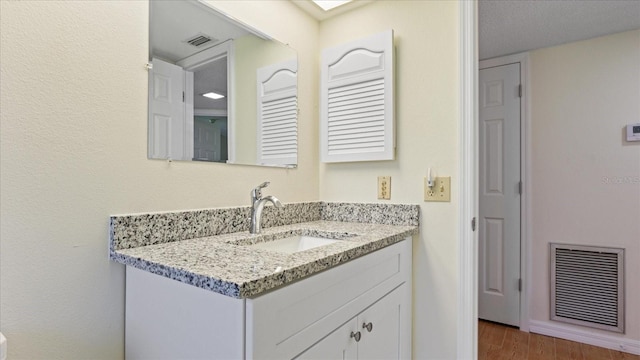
[{"x1": 177, "y1": 40, "x2": 235, "y2": 163}]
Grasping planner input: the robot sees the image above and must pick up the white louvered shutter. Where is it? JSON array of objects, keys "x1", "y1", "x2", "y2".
[
  {"x1": 321, "y1": 30, "x2": 394, "y2": 163},
  {"x1": 257, "y1": 60, "x2": 298, "y2": 166}
]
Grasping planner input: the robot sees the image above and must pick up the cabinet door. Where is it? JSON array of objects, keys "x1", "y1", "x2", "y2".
[
  {"x1": 256, "y1": 60, "x2": 298, "y2": 166},
  {"x1": 320, "y1": 30, "x2": 395, "y2": 163},
  {"x1": 357, "y1": 286, "x2": 405, "y2": 360},
  {"x1": 295, "y1": 318, "x2": 358, "y2": 360}
]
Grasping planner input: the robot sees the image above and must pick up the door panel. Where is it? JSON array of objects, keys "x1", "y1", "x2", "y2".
[
  {"x1": 295, "y1": 319, "x2": 357, "y2": 360},
  {"x1": 484, "y1": 119, "x2": 504, "y2": 194},
  {"x1": 484, "y1": 217, "x2": 504, "y2": 294},
  {"x1": 148, "y1": 58, "x2": 185, "y2": 160},
  {"x1": 358, "y1": 288, "x2": 402, "y2": 360},
  {"x1": 478, "y1": 63, "x2": 521, "y2": 327},
  {"x1": 193, "y1": 121, "x2": 221, "y2": 162}
]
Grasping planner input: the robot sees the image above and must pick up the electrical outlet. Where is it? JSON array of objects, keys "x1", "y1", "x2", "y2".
[
  {"x1": 424, "y1": 176, "x2": 451, "y2": 202},
  {"x1": 378, "y1": 176, "x2": 391, "y2": 200}
]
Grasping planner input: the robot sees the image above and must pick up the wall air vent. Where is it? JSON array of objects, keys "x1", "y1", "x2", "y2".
[
  {"x1": 184, "y1": 34, "x2": 216, "y2": 47},
  {"x1": 550, "y1": 243, "x2": 624, "y2": 333}
]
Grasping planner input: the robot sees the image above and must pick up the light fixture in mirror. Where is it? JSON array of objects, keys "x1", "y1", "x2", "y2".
[
  {"x1": 312, "y1": 0, "x2": 354, "y2": 11},
  {"x1": 148, "y1": 0, "x2": 298, "y2": 167}
]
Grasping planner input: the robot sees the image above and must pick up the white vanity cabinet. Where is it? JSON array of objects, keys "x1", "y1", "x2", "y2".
[{"x1": 125, "y1": 238, "x2": 411, "y2": 359}]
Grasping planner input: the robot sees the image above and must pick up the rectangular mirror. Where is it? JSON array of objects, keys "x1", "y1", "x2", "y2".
[{"x1": 148, "y1": 0, "x2": 298, "y2": 167}]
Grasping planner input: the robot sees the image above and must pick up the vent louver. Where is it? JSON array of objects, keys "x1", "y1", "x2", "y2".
[
  {"x1": 550, "y1": 243, "x2": 624, "y2": 333},
  {"x1": 184, "y1": 34, "x2": 215, "y2": 47},
  {"x1": 259, "y1": 96, "x2": 298, "y2": 163},
  {"x1": 327, "y1": 78, "x2": 386, "y2": 155}
]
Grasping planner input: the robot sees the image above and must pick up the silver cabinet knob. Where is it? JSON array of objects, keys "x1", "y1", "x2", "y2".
[
  {"x1": 363, "y1": 322, "x2": 373, "y2": 332},
  {"x1": 350, "y1": 331, "x2": 361, "y2": 342}
]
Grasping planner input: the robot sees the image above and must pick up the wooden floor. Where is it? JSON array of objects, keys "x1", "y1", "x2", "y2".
[{"x1": 479, "y1": 320, "x2": 639, "y2": 360}]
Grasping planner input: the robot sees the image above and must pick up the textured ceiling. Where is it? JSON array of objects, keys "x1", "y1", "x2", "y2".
[{"x1": 479, "y1": 0, "x2": 640, "y2": 60}]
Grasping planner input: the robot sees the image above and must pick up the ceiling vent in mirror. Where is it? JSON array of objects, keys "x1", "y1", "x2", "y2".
[{"x1": 184, "y1": 34, "x2": 217, "y2": 48}]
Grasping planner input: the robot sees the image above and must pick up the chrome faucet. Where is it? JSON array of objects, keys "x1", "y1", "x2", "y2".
[{"x1": 250, "y1": 182, "x2": 283, "y2": 234}]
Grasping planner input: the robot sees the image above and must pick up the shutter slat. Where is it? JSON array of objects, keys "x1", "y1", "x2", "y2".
[
  {"x1": 328, "y1": 78, "x2": 384, "y2": 97},
  {"x1": 328, "y1": 129, "x2": 386, "y2": 140}
]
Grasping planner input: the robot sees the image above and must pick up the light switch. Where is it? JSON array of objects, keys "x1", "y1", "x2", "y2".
[{"x1": 424, "y1": 176, "x2": 451, "y2": 202}]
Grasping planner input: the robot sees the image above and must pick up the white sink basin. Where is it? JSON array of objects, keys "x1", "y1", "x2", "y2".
[{"x1": 249, "y1": 235, "x2": 341, "y2": 254}]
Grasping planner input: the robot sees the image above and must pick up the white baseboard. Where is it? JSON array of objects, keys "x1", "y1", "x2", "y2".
[{"x1": 529, "y1": 320, "x2": 640, "y2": 355}]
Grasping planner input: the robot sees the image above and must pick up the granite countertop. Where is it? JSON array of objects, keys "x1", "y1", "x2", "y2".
[
  {"x1": 109, "y1": 202, "x2": 420, "y2": 298},
  {"x1": 111, "y1": 220, "x2": 418, "y2": 299}
]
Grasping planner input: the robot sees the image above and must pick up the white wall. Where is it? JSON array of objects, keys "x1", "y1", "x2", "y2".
[
  {"x1": 530, "y1": 30, "x2": 640, "y2": 344},
  {"x1": 318, "y1": 1, "x2": 462, "y2": 358},
  {"x1": 0, "y1": 1, "x2": 318, "y2": 358}
]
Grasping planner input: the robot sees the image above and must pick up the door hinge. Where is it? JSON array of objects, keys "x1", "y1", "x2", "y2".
[
  {"x1": 518, "y1": 278, "x2": 522, "y2": 292},
  {"x1": 471, "y1": 217, "x2": 476, "y2": 231},
  {"x1": 518, "y1": 84, "x2": 522, "y2": 98},
  {"x1": 518, "y1": 181, "x2": 523, "y2": 195},
  {"x1": 183, "y1": 91, "x2": 185, "y2": 102}
]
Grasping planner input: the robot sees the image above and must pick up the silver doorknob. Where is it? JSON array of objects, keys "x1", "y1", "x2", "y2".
[
  {"x1": 350, "y1": 331, "x2": 361, "y2": 342},
  {"x1": 363, "y1": 322, "x2": 373, "y2": 332}
]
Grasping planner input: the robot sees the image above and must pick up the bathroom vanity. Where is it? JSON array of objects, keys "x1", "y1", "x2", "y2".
[{"x1": 110, "y1": 202, "x2": 418, "y2": 359}]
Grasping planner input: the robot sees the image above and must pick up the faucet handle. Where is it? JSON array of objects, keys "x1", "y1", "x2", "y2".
[{"x1": 251, "y1": 181, "x2": 270, "y2": 201}]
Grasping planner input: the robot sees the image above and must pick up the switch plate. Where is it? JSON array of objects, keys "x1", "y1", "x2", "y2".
[
  {"x1": 424, "y1": 176, "x2": 451, "y2": 202},
  {"x1": 378, "y1": 176, "x2": 391, "y2": 200}
]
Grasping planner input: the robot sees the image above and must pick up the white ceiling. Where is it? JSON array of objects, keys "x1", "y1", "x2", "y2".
[
  {"x1": 150, "y1": 1, "x2": 250, "y2": 63},
  {"x1": 479, "y1": 0, "x2": 640, "y2": 60}
]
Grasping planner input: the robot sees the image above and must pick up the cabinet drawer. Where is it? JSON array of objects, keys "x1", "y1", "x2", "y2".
[{"x1": 247, "y1": 238, "x2": 411, "y2": 359}]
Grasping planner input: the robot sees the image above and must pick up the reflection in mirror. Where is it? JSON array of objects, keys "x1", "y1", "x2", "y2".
[{"x1": 148, "y1": 0, "x2": 298, "y2": 167}]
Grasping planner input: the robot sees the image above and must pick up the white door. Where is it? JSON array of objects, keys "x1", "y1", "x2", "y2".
[
  {"x1": 148, "y1": 58, "x2": 186, "y2": 160},
  {"x1": 478, "y1": 63, "x2": 521, "y2": 327},
  {"x1": 193, "y1": 120, "x2": 221, "y2": 162}
]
